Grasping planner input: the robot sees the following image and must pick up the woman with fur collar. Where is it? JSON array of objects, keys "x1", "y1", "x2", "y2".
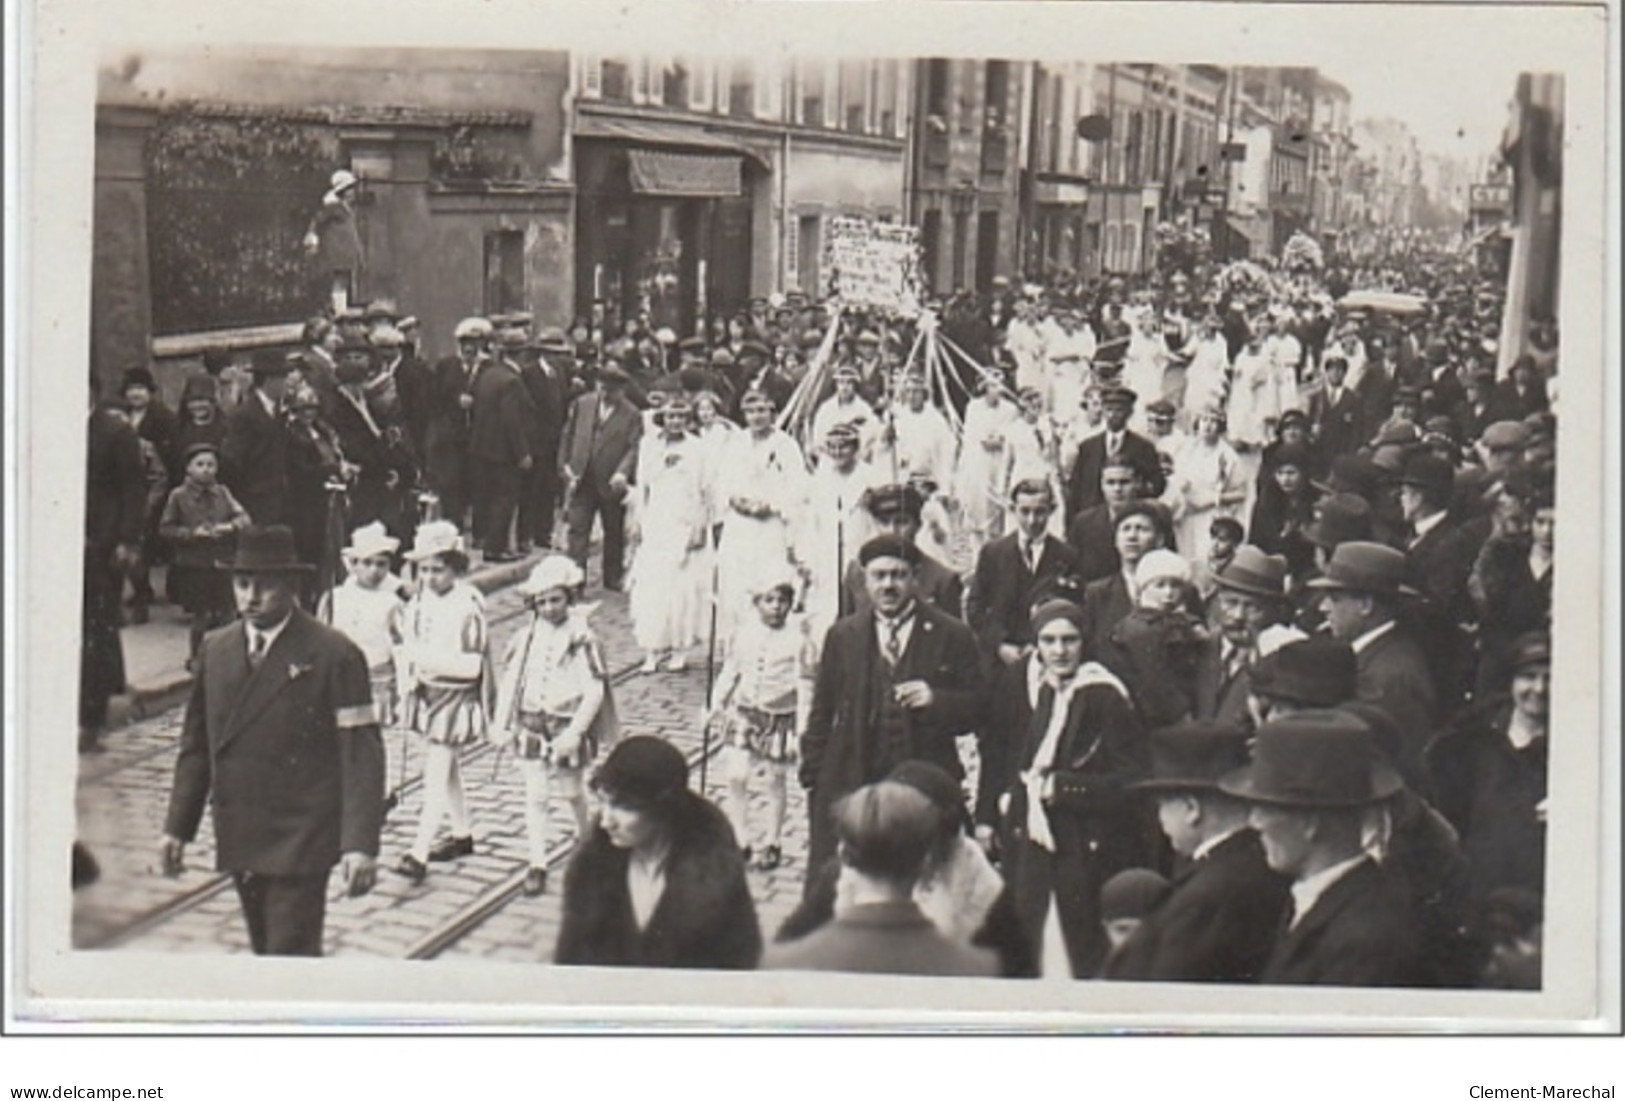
[{"x1": 555, "y1": 736, "x2": 761, "y2": 970}]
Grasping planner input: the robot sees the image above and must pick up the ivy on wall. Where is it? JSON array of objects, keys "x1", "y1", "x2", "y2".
[{"x1": 146, "y1": 110, "x2": 339, "y2": 334}]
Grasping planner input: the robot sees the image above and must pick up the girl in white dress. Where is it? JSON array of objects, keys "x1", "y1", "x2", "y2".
[
  {"x1": 1179, "y1": 313, "x2": 1231, "y2": 432},
  {"x1": 954, "y1": 371, "x2": 1021, "y2": 548},
  {"x1": 628, "y1": 397, "x2": 711, "y2": 673},
  {"x1": 1170, "y1": 407, "x2": 1249, "y2": 563},
  {"x1": 1122, "y1": 313, "x2": 1171, "y2": 429},
  {"x1": 1006, "y1": 386, "x2": 1069, "y2": 539},
  {"x1": 707, "y1": 570, "x2": 817, "y2": 871},
  {"x1": 715, "y1": 387, "x2": 808, "y2": 643},
  {"x1": 492, "y1": 556, "x2": 618, "y2": 897},
  {"x1": 395, "y1": 520, "x2": 490, "y2": 884}
]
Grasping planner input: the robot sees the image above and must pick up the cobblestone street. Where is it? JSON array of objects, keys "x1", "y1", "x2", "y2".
[{"x1": 73, "y1": 569, "x2": 809, "y2": 961}]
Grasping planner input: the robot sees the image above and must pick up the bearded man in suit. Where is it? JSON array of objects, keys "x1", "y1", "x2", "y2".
[{"x1": 161, "y1": 525, "x2": 384, "y2": 956}]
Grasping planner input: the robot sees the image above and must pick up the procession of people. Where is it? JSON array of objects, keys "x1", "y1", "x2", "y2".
[{"x1": 75, "y1": 209, "x2": 1556, "y2": 990}]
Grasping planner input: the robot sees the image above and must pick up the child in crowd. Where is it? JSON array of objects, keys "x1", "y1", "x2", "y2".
[
  {"x1": 1097, "y1": 867, "x2": 1171, "y2": 974},
  {"x1": 493, "y1": 556, "x2": 618, "y2": 897},
  {"x1": 707, "y1": 571, "x2": 817, "y2": 872},
  {"x1": 394, "y1": 520, "x2": 490, "y2": 885},
  {"x1": 158, "y1": 441, "x2": 251, "y2": 665},
  {"x1": 318, "y1": 522, "x2": 409, "y2": 729},
  {"x1": 1101, "y1": 550, "x2": 1208, "y2": 728},
  {"x1": 1193, "y1": 516, "x2": 1245, "y2": 603}
]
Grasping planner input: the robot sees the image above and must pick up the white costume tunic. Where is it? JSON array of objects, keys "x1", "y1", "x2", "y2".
[
  {"x1": 715, "y1": 427, "x2": 808, "y2": 638},
  {"x1": 322, "y1": 574, "x2": 406, "y2": 726},
  {"x1": 954, "y1": 392, "x2": 1022, "y2": 544},
  {"x1": 628, "y1": 433, "x2": 712, "y2": 653},
  {"x1": 1266, "y1": 332, "x2": 1305, "y2": 416},
  {"x1": 1006, "y1": 413, "x2": 1068, "y2": 540},
  {"x1": 1123, "y1": 327, "x2": 1172, "y2": 425},
  {"x1": 879, "y1": 403, "x2": 957, "y2": 487},
  {"x1": 691, "y1": 417, "x2": 738, "y2": 530},
  {"x1": 1045, "y1": 325, "x2": 1097, "y2": 427},
  {"x1": 1225, "y1": 344, "x2": 1276, "y2": 451},
  {"x1": 399, "y1": 580, "x2": 489, "y2": 747},
  {"x1": 492, "y1": 607, "x2": 610, "y2": 762}
]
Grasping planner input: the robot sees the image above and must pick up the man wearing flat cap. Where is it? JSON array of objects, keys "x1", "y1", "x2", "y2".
[
  {"x1": 800, "y1": 533, "x2": 985, "y2": 882},
  {"x1": 559, "y1": 354, "x2": 642, "y2": 592},
  {"x1": 1065, "y1": 385, "x2": 1164, "y2": 518},
  {"x1": 1308, "y1": 542, "x2": 1437, "y2": 795},
  {"x1": 1219, "y1": 710, "x2": 1424, "y2": 986},
  {"x1": 1105, "y1": 721, "x2": 1290, "y2": 983},
  {"x1": 162, "y1": 525, "x2": 384, "y2": 955},
  {"x1": 221, "y1": 349, "x2": 295, "y2": 529}
]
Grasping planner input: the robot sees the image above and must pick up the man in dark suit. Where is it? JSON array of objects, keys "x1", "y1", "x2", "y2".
[
  {"x1": 422, "y1": 317, "x2": 490, "y2": 533},
  {"x1": 514, "y1": 329, "x2": 571, "y2": 551},
  {"x1": 81, "y1": 391, "x2": 148, "y2": 753},
  {"x1": 1066, "y1": 459, "x2": 1139, "y2": 584},
  {"x1": 221, "y1": 349, "x2": 294, "y2": 528},
  {"x1": 1398, "y1": 453, "x2": 1478, "y2": 711},
  {"x1": 1492, "y1": 354, "x2": 1550, "y2": 421},
  {"x1": 1079, "y1": 498, "x2": 1173, "y2": 661},
  {"x1": 161, "y1": 526, "x2": 385, "y2": 956},
  {"x1": 324, "y1": 339, "x2": 417, "y2": 542},
  {"x1": 1194, "y1": 546, "x2": 1293, "y2": 724},
  {"x1": 967, "y1": 478, "x2": 1082, "y2": 672},
  {"x1": 559, "y1": 357, "x2": 642, "y2": 591},
  {"x1": 468, "y1": 330, "x2": 538, "y2": 562},
  {"x1": 1106, "y1": 721, "x2": 1290, "y2": 983},
  {"x1": 801, "y1": 534, "x2": 985, "y2": 886},
  {"x1": 1220, "y1": 710, "x2": 1424, "y2": 987},
  {"x1": 1308, "y1": 542, "x2": 1438, "y2": 796},
  {"x1": 1307, "y1": 354, "x2": 1365, "y2": 460},
  {"x1": 841, "y1": 484, "x2": 964, "y2": 619},
  {"x1": 1065, "y1": 386, "x2": 1165, "y2": 518}
]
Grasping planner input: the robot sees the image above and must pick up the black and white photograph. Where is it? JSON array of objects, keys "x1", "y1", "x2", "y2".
[{"x1": 9, "y1": 0, "x2": 1617, "y2": 1047}]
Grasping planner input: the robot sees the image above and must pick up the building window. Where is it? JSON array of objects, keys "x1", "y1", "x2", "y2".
[
  {"x1": 484, "y1": 230, "x2": 526, "y2": 317},
  {"x1": 727, "y1": 62, "x2": 753, "y2": 117},
  {"x1": 663, "y1": 58, "x2": 690, "y2": 108},
  {"x1": 920, "y1": 208, "x2": 943, "y2": 292},
  {"x1": 925, "y1": 58, "x2": 951, "y2": 125},
  {"x1": 601, "y1": 58, "x2": 632, "y2": 102},
  {"x1": 842, "y1": 61, "x2": 869, "y2": 133},
  {"x1": 984, "y1": 60, "x2": 1010, "y2": 129},
  {"x1": 799, "y1": 62, "x2": 826, "y2": 127},
  {"x1": 797, "y1": 214, "x2": 822, "y2": 296}
]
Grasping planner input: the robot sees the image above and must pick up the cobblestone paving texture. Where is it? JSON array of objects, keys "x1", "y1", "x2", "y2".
[{"x1": 75, "y1": 545, "x2": 820, "y2": 962}]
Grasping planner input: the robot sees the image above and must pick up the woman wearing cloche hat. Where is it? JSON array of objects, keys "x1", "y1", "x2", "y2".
[
  {"x1": 393, "y1": 520, "x2": 491, "y2": 885},
  {"x1": 490, "y1": 556, "x2": 619, "y2": 897}
]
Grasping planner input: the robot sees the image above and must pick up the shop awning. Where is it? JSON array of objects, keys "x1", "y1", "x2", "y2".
[
  {"x1": 576, "y1": 113, "x2": 768, "y2": 162},
  {"x1": 627, "y1": 147, "x2": 741, "y2": 197}
]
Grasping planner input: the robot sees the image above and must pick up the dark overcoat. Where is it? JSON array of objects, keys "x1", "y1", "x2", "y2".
[
  {"x1": 1105, "y1": 828, "x2": 1289, "y2": 984},
  {"x1": 554, "y1": 795, "x2": 761, "y2": 970},
  {"x1": 164, "y1": 609, "x2": 385, "y2": 874},
  {"x1": 220, "y1": 393, "x2": 290, "y2": 526},
  {"x1": 800, "y1": 603, "x2": 985, "y2": 875},
  {"x1": 1260, "y1": 857, "x2": 1425, "y2": 987},
  {"x1": 966, "y1": 532, "x2": 1082, "y2": 662},
  {"x1": 764, "y1": 900, "x2": 998, "y2": 977},
  {"x1": 1066, "y1": 430, "x2": 1165, "y2": 517}
]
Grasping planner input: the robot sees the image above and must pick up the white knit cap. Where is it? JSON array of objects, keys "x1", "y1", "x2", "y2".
[{"x1": 1135, "y1": 549, "x2": 1192, "y2": 589}]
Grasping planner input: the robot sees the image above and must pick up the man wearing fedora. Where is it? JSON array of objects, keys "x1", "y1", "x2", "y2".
[
  {"x1": 162, "y1": 525, "x2": 385, "y2": 956},
  {"x1": 221, "y1": 349, "x2": 294, "y2": 529},
  {"x1": 1105, "y1": 721, "x2": 1290, "y2": 983},
  {"x1": 559, "y1": 353, "x2": 642, "y2": 592},
  {"x1": 1308, "y1": 542, "x2": 1437, "y2": 795},
  {"x1": 424, "y1": 317, "x2": 493, "y2": 534},
  {"x1": 1219, "y1": 710, "x2": 1424, "y2": 987},
  {"x1": 1194, "y1": 546, "x2": 1293, "y2": 724},
  {"x1": 515, "y1": 329, "x2": 572, "y2": 552},
  {"x1": 1244, "y1": 636, "x2": 1357, "y2": 729}
]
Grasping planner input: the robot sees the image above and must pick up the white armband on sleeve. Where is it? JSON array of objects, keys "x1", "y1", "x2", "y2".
[{"x1": 336, "y1": 703, "x2": 378, "y2": 729}]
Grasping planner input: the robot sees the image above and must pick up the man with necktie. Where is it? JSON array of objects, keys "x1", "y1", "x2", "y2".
[
  {"x1": 966, "y1": 478, "x2": 1082, "y2": 674},
  {"x1": 800, "y1": 534, "x2": 985, "y2": 889},
  {"x1": 1193, "y1": 546, "x2": 1295, "y2": 724},
  {"x1": 1065, "y1": 386, "x2": 1164, "y2": 518},
  {"x1": 161, "y1": 525, "x2": 384, "y2": 956}
]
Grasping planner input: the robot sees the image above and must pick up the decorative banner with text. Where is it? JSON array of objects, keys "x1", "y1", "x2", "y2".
[{"x1": 823, "y1": 215, "x2": 925, "y2": 317}]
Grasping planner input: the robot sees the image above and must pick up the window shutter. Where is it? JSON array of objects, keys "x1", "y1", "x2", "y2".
[
  {"x1": 822, "y1": 60, "x2": 840, "y2": 128},
  {"x1": 579, "y1": 54, "x2": 602, "y2": 99},
  {"x1": 716, "y1": 67, "x2": 732, "y2": 115},
  {"x1": 689, "y1": 58, "x2": 714, "y2": 111}
]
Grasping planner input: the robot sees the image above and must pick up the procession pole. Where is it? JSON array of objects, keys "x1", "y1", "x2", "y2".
[{"x1": 700, "y1": 524, "x2": 720, "y2": 794}]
